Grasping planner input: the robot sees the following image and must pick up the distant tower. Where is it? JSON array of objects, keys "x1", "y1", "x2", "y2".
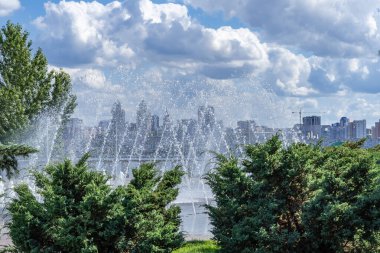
[
  {"x1": 137, "y1": 100, "x2": 148, "y2": 128},
  {"x1": 136, "y1": 100, "x2": 151, "y2": 131},
  {"x1": 302, "y1": 116, "x2": 321, "y2": 139},
  {"x1": 110, "y1": 101, "x2": 126, "y2": 154},
  {"x1": 151, "y1": 115, "x2": 160, "y2": 132},
  {"x1": 340, "y1": 117, "x2": 349, "y2": 127},
  {"x1": 163, "y1": 108, "x2": 171, "y2": 128},
  {"x1": 198, "y1": 105, "x2": 215, "y2": 132}
]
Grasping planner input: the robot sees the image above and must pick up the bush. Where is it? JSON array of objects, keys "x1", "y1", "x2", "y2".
[
  {"x1": 7, "y1": 155, "x2": 184, "y2": 253},
  {"x1": 206, "y1": 135, "x2": 380, "y2": 253}
]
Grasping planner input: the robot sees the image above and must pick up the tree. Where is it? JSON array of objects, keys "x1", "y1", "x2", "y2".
[
  {"x1": 303, "y1": 143, "x2": 380, "y2": 252},
  {"x1": 0, "y1": 21, "x2": 76, "y2": 177},
  {"x1": 7, "y1": 157, "x2": 184, "y2": 253},
  {"x1": 206, "y1": 136, "x2": 380, "y2": 252},
  {"x1": 122, "y1": 163, "x2": 185, "y2": 252}
]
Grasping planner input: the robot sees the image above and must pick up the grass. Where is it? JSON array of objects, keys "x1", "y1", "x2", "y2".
[{"x1": 174, "y1": 240, "x2": 220, "y2": 253}]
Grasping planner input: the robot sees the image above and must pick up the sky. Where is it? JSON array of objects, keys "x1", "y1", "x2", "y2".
[{"x1": 1, "y1": 0, "x2": 380, "y2": 128}]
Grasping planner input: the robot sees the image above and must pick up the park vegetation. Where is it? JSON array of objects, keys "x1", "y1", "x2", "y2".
[
  {"x1": 0, "y1": 21, "x2": 76, "y2": 178},
  {"x1": 206, "y1": 136, "x2": 380, "y2": 253},
  {"x1": 7, "y1": 157, "x2": 184, "y2": 252}
]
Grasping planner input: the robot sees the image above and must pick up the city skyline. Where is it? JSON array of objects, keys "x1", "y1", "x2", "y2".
[{"x1": 74, "y1": 100, "x2": 380, "y2": 134}]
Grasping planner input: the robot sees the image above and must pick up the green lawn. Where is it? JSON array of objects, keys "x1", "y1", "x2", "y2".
[{"x1": 174, "y1": 241, "x2": 220, "y2": 253}]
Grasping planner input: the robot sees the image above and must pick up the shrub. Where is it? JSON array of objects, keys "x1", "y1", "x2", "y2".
[
  {"x1": 7, "y1": 155, "x2": 184, "y2": 253},
  {"x1": 206, "y1": 135, "x2": 380, "y2": 253}
]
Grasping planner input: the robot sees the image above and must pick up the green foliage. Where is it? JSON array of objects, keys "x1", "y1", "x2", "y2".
[
  {"x1": 122, "y1": 163, "x2": 185, "y2": 252},
  {"x1": 7, "y1": 157, "x2": 184, "y2": 253},
  {"x1": 206, "y1": 135, "x2": 380, "y2": 253},
  {"x1": 0, "y1": 21, "x2": 76, "y2": 176},
  {"x1": 303, "y1": 145, "x2": 380, "y2": 252},
  {"x1": 0, "y1": 143, "x2": 37, "y2": 178},
  {"x1": 173, "y1": 241, "x2": 220, "y2": 253}
]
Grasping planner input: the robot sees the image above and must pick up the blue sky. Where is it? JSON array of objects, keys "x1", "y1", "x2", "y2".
[{"x1": 1, "y1": 0, "x2": 380, "y2": 128}]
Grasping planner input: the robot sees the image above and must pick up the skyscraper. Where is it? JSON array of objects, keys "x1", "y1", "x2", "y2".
[
  {"x1": 151, "y1": 115, "x2": 160, "y2": 132},
  {"x1": 110, "y1": 101, "x2": 126, "y2": 153},
  {"x1": 372, "y1": 120, "x2": 380, "y2": 140},
  {"x1": 302, "y1": 116, "x2": 321, "y2": 139},
  {"x1": 198, "y1": 105, "x2": 215, "y2": 132},
  {"x1": 237, "y1": 120, "x2": 256, "y2": 144},
  {"x1": 352, "y1": 120, "x2": 366, "y2": 139},
  {"x1": 136, "y1": 100, "x2": 152, "y2": 132}
]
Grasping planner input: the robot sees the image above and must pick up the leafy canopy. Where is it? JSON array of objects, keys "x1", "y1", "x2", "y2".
[{"x1": 0, "y1": 21, "x2": 76, "y2": 177}]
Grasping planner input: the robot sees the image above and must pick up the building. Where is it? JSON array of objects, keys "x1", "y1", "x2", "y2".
[
  {"x1": 109, "y1": 101, "x2": 127, "y2": 154},
  {"x1": 198, "y1": 105, "x2": 216, "y2": 132},
  {"x1": 98, "y1": 120, "x2": 111, "y2": 133},
  {"x1": 302, "y1": 116, "x2": 321, "y2": 139},
  {"x1": 151, "y1": 115, "x2": 160, "y2": 133},
  {"x1": 340, "y1": 117, "x2": 349, "y2": 127},
  {"x1": 181, "y1": 119, "x2": 197, "y2": 138},
  {"x1": 372, "y1": 120, "x2": 380, "y2": 140},
  {"x1": 351, "y1": 120, "x2": 366, "y2": 139},
  {"x1": 136, "y1": 100, "x2": 152, "y2": 131},
  {"x1": 237, "y1": 120, "x2": 257, "y2": 144}
]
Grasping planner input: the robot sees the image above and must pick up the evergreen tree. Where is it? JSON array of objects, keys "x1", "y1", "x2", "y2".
[
  {"x1": 0, "y1": 21, "x2": 76, "y2": 177},
  {"x1": 7, "y1": 158, "x2": 184, "y2": 253},
  {"x1": 303, "y1": 143, "x2": 380, "y2": 252},
  {"x1": 122, "y1": 163, "x2": 185, "y2": 253},
  {"x1": 206, "y1": 136, "x2": 380, "y2": 252}
]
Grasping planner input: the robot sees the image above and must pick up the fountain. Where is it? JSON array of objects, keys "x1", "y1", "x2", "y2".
[{"x1": 0, "y1": 76, "x2": 302, "y2": 242}]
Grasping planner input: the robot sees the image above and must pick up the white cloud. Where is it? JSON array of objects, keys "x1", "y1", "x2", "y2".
[
  {"x1": 34, "y1": 0, "x2": 271, "y2": 77},
  {"x1": 267, "y1": 47, "x2": 316, "y2": 96},
  {"x1": 33, "y1": 1, "x2": 135, "y2": 67},
  {"x1": 33, "y1": 0, "x2": 380, "y2": 124},
  {"x1": 0, "y1": 0, "x2": 20, "y2": 16},
  {"x1": 35, "y1": 0, "x2": 320, "y2": 96},
  {"x1": 185, "y1": 0, "x2": 380, "y2": 58}
]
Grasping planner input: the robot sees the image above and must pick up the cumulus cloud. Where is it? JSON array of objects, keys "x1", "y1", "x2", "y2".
[
  {"x1": 185, "y1": 0, "x2": 380, "y2": 58},
  {"x1": 0, "y1": 0, "x2": 20, "y2": 16},
  {"x1": 34, "y1": 0, "x2": 321, "y2": 96},
  {"x1": 33, "y1": 0, "x2": 380, "y2": 125},
  {"x1": 33, "y1": 1, "x2": 135, "y2": 67},
  {"x1": 34, "y1": 0, "x2": 271, "y2": 78},
  {"x1": 307, "y1": 56, "x2": 380, "y2": 94}
]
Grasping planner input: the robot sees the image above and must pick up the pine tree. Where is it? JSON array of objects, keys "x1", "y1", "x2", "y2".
[
  {"x1": 122, "y1": 163, "x2": 185, "y2": 253},
  {"x1": 7, "y1": 158, "x2": 184, "y2": 253},
  {"x1": 206, "y1": 136, "x2": 380, "y2": 252},
  {"x1": 0, "y1": 21, "x2": 76, "y2": 177}
]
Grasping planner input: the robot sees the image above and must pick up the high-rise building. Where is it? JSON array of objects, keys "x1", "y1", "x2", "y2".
[
  {"x1": 198, "y1": 105, "x2": 215, "y2": 132},
  {"x1": 237, "y1": 120, "x2": 256, "y2": 144},
  {"x1": 302, "y1": 116, "x2": 321, "y2": 139},
  {"x1": 340, "y1": 117, "x2": 349, "y2": 127},
  {"x1": 372, "y1": 120, "x2": 380, "y2": 140},
  {"x1": 109, "y1": 101, "x2": 127, "y2": 153},
  {"x1": 338, "y1": 116, "x2": 350, "y2": 139},
  {"x1": 136, "y1": 100, "x2": 152, "y2": 131},
  {"x1": 163, "y1": 109, "x2": 171, "y2": 129},
  {"x1": 98, "y1": 120, "x2": 111, "y2": 133},
  {"x1": 151, "y1": 115, "x2": 160, "y2": 132},
  {"x1": 351, "y1": 120, "x2": 366, "y2": 139},
  {"x1": 181, "y1": 119, "x2": 197, "y2": 138}
]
